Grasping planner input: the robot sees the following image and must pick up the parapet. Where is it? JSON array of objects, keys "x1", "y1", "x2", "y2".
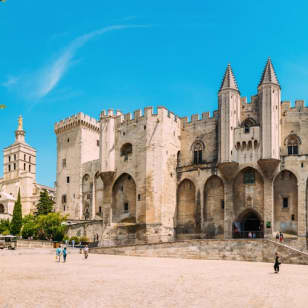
[
  {"x1": 54, "y1": 113, "x2": 100, "y2": 134},
  {"x1": 180, "y1": 110, "x2": 218, "y2": 127},
  {"x1": 100, "y1": 106, "x2": 180, "y2": 129},
  {"x1": 281, "y1": 100, "x2": 308, "y2": 113}
]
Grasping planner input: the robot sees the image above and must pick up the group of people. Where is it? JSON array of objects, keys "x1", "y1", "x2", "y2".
[
  {"x1": 55, "y1": 246, "x2": 67, "y2": 262},
  {"x1": 55, "y1": 245, "x2": 89, "y2": 262},
  {"x1": 275, "y1": 231, "x2": 284, "y2": 243}
]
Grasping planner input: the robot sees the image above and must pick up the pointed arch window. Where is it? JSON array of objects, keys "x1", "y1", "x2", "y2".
[
  {"x1": 242, "y1": 118, "x2": 257, "y2": 134},
  {"x1": 120, "y1": 143, "x2": 133, "y2": 161},
  {"x1": 192, "y1": 140, "x2": 205, "y2": 165},
  {"x1": 284, "y1": 134, "x2": 301, "y2": 155}
]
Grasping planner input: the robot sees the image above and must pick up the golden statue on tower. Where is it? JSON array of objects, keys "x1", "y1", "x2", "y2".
[{"x1": 18, "y1": 115, "x2": 23, "y2": 131}]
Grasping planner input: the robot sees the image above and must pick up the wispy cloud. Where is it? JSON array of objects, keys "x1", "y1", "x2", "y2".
[
  {"x1": 2, "y1": 24, "x2": 148, "y2": 102},
  {"x1": 1, "y1": 76, "x2": 19, "y2": 88}
]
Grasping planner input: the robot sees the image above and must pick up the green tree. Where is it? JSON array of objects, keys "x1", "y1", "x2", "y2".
[
  {"x1": 35, "y1": 189, "x2": 54, "y2": 216},
  {"x1": 10, "y1": 189, "x2": 22, "y2": 235},
  {"x1": 0, "y1": 219, "x2": 10, "y2": 234},
  {"x1": 36, "y1": 213, "x2": 67, "y2": 241},
  {"x1": 21, "y1": 215, "x2": 38, "y2": 239}
]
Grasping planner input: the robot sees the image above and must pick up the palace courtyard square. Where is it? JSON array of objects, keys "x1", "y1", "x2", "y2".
[{"x1": 1, "y1": 248, "x2": 308, "y2": 308}]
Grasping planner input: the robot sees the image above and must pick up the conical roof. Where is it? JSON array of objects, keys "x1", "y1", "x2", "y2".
[
  {"x1": 258, "y1": 58, "x2": 280, "y2": 87},
  {"x1": 219, "y1": 64, "x2": 239, "y2": 93}
]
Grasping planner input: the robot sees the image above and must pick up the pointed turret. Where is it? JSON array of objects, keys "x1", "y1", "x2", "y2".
[
  {"x1": 219, "y1": 64, "x2": 240, "y2": 93},
  {"x1": 258, "y1": 58, "x2": 280, "y2": 88}
]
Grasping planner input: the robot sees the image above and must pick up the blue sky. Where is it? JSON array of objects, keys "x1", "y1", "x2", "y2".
[{"x1": 1, "y1": 0, "x2": 308, "y2": 187}]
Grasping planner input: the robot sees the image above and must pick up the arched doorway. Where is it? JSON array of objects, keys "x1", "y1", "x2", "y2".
[
  {"x1": 233, "y1": 210, "x2": 263, "y2": 238},
  {"x1": 176, "y1": 179, "x2": 196, "y2": 234},
  {"x1": 112, "y1": 173, "x2": 136, "y2": 223}
]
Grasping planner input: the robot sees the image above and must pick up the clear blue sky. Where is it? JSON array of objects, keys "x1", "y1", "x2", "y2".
[{"x1": 1, "y1": 1, "x2": 308, "y2": 187}]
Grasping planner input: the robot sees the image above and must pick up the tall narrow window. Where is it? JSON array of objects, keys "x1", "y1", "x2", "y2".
[
  {"x1": 283, "y1": 197, "x2": 289, "y2": 208},
  {"x1": 24, "y1": 154, "x2": 26, "y2": 161},
  {"x1": 8, "y1": 156, "x2": 11, "y2": 162},
  {"x1": 14, "y1": 163, "x2": 16, "y2": 170},
  {"x1": 62, "y1": 158, "x2": 66, "y2": 168},
  {"x1": 124, "y1": 202, "x2": 129, "y2": 213},
  {"x1": 66, "y1": 176, "x2": 70, "y2": 183},
  {"x1": 29, "y1": 165, "x2": 31, "y2": 172},
  {"x1": 62, "y1": 195, "x2": 67, "y2": 203},
  {"x1": 285, "y1": 134, "x2": 300, "y2": 155},
  {"x1": 8, "y1": 165, "x2": 11, "y2": 172},
  {"x1": 14, "y1": 154, "x2": 16, "y2": 161},
  {"x1": 29, "y1": 156, "x2": 31, "y2": 163},
  {"x1": 24, "y1": 163, "x2": 26, "y2": 170},
  {"x1": 192, "y1": 141, "x2": 204, "y2": 165}
]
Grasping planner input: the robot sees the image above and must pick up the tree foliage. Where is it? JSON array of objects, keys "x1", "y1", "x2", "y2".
[
  {"x1": 0, "y1": 219, "x2": 10, "y2": 234},
  {"x1": 10, "y1": 189, "x2": 22, "y2": 235},
  {"x1": 35, "y1": 189, "x2": 54, "y2": 216},
  {"x1": 21, "y1": 213, "x2": 67, "y2": 241}
]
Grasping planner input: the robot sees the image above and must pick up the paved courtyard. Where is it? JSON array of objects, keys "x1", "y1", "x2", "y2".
[{"x1": 1, "y1": 248, "x2": 308, "y2": 308}]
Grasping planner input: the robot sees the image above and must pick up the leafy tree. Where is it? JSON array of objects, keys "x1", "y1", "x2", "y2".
[
  {"x1": 21, "y1": 215, "x2": 37, "y2": 239},
  {"x1": 35, "y1": 189, "x2": 55, "y2": 216},
  {"x1": 0, "y1": 219, "x2": 10, "y2": 234},
  {"x1": 36, "y1": 213, "x2": 67, "y2": 241},
  {"x1": 10, "y1": 189, "x2": 22, "y2": 235}
]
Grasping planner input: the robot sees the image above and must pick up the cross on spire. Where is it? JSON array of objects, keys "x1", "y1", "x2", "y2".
[{"x1": 219, "y1": 64, "x2": 239, "y2": 93}]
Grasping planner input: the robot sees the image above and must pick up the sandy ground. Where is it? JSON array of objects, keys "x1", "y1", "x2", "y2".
[{"x1": 1, "y1": 248, "x2": 308, "y2": 308}]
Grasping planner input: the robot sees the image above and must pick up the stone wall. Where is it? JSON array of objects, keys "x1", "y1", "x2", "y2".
[
  {"x1": 67, "y1": 221, "x2": 104, "y2": 242},
  {"x1": 17, "y1": 240, "x2": 53, "y2": 248},
  {"x1": 91, "y1": 239, "x2": 308, "y2": 265}
]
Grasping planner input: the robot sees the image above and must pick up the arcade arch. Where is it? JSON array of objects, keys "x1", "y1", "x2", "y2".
[
  {"x1": 112, "y1": 173, "x2": 136, "y2": 223},
  {"x1": 203, "y1": 176, "x2": 224, "y2": 237},
  {"x1": 274, "y1": 170, "x2": 298, "y2": 234},
  {"x1": 176, "y1": 179, "x2": 196, "y2": 234}
]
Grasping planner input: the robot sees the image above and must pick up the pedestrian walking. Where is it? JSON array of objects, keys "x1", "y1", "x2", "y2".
[
  {"x1": 279, "y1": 232, "x2": 284, "y2": 243},
  {"x1": 56, "y1": 246, "x2": 62, "y2": 262},
  {"x1": 275, "y1": 232, "x2": 280, "y2": 242},
  {"x1": 84, "y1": 245, "x2": 89, "y2": 259},
  {"x1": 72, "y1": 239, "x2": 75, "y2": 248},
  {"x1": 274, "y1": 252, "x2": 281, "y2": 273},
  {"x1": 63, "y1": 247, "x2": 67, "y2": 263}
]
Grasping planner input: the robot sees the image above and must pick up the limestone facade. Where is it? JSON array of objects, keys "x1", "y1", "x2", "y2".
[
  {"x1": 0, "y1": 117, "x2": 55, "y2": 219},
  {"x1": 55, "y1": 59, "x2": 308, "y2": 246}
]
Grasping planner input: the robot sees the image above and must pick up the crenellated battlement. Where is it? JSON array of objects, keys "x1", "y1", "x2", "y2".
[
  {"x1": 281, "y1": 100, "x2": 307, "y2": 113},
  {"x1": 180, "y1": 110, "x2": 218, "y2": 128},
  {"x1": 54, "y1": 112, "x2": 100, "y2": 134},
  {"x1": 100, "y1": 106, "x2": 180, "y2": 129}
]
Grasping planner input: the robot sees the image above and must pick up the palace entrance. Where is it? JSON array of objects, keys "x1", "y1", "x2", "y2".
[{"x1": 233, "y1": 210, "x2": 264, "y2": 238}]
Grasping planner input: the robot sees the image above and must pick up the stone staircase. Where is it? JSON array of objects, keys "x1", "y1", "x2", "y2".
[{"x1": 91, "y1": 239, "x2": 308, "y2": 265}]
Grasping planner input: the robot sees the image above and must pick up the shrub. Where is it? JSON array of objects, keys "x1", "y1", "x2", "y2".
[
  {"x1": 80, "y1": 236, "x2": 89, "y2": 244},
  {"x1": 69, "y1": 236, "x2": 80, "y2": 244}
]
